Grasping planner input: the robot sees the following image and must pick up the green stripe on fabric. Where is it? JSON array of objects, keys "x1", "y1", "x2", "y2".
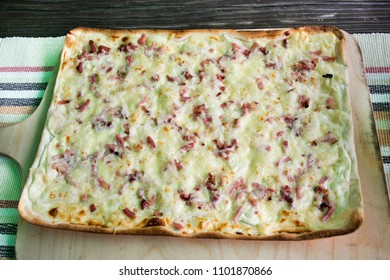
[
  {"x1": 0, "y1": 213, "x2": 19, "y2": 224},
  {"x1": 365, "y1": 73, "x2": 390, "y2": 86},
  {"x1": 371, "y1": 94, "x2": 390, "y2": 103},
  {"x1": 0, "y1": 71, "x2": 53, "y2": 83},
  {"x1": 353, "y1": 34, "x2": 390, "y2": 67},
  {"x1": 0, "y1": 37, "x2": 65, "y2": 67},
  {"x1": 0, "y1": 113, "x2": 31, "y2": 123},
  {"x1": 0, "y1": 234, "x2": 16, "y2": 246},
  {"x1": 0, "y1": 209, "x2": 19, "y2": 224},
  {"x1": 0, "y1": 157, "x2": 22, "y2": 200},
  {"x1": 381, "y1": 147, "x2": 390, "y2": 157},
  {"x1": 375, "y1": 119, "x2": 390, "y2": 130}
]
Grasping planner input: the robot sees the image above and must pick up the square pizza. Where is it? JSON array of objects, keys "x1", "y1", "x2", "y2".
[{"x1": 19, "y1": 26, "x2": 363, "y2": 239}]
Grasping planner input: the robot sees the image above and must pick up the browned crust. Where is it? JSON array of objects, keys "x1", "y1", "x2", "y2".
[
  {"x1": 19, "y1": 26, "x2": 363, "y2": 241},
  {"x1": 66, "y1": 25, "x2": 345, "y2": 41}
]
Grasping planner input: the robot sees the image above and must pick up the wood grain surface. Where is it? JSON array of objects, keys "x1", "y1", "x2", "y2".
[
  {"x1": 0, "y1": 0, "x2": 390, "y2": 37},
  {"x1": 0, "y1": 30, "x2": 386, "y2": 259}
]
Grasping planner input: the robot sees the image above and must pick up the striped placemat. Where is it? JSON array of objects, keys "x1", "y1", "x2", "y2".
[{"x1": 0, "y1": 33, "x2": 389, "y2": 259}]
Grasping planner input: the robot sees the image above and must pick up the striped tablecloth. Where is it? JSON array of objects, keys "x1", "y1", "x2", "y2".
[{"x1": 0, "y1": 33, "x2": 389, "y2": 259}]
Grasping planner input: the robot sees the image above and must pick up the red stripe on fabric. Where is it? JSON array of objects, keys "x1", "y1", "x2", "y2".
[
  {"x1": 365, "y1": 67, "x2": 390, "y2": 73},
  {"x1": 0, "y1": 66, "x2": 54, "y2": 72}
]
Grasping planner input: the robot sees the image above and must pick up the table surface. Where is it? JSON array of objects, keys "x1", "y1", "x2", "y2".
[
  {"x1": 1, "y1": 0, "x2": 390, "y2": 37},
  {"x1": 1, "y1": 0, "x2": 389, "y2": 260}
]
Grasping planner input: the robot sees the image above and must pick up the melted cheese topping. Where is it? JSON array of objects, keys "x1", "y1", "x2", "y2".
[{"x1": 27, "y1": 29, "x2": 357, "y2": 236}]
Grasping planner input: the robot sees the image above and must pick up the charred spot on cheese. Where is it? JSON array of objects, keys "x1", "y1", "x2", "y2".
[
  {"x1": 322, "y1": 73, "x2": 333, "y2": 78},
  {"x1": 48, "y1": 207, "x2": 58, "y2": 218},
  {"x1": 144, "y1": 217, "x2": 166, "y2": 227}
]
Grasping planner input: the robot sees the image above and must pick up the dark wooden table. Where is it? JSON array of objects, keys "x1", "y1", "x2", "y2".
[{"x1": 1, "y1": 0, "x2": 390, "y2": 37}]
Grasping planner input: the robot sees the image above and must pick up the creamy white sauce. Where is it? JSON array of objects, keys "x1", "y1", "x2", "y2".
[{"x1": 27, "y1": 29, "x2": 355, "y2": 236}]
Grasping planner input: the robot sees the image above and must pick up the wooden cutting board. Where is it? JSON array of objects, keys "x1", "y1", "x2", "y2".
[{"x1": 1, "y1": 30, "x2": 389, "y2": 259}]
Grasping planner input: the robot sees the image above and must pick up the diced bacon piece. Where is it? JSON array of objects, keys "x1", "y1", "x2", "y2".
[
  {"x1": 319, "y1": 176, "x2": 328, "y2": 185},
  {"x1": 89, "y1": 73, "x2": 98, "y2": 84},
  {"x1": 280, "y1": 185, "x2": 293, "y2": 205},
  {"x1": 173, "y1": 222, "x2": 184, "y2": 230},
  {"x1": 58, "y1": 99, "x2": 71, "y2": 105},
  {"x1": 252, "y1": 183, "x2": 275, "y2": 200},
  {"x1": 250, "y1": 42, "x2": 260, "y2": 53},
  {"x1": 282, "y1": 140, "x2": 289, "y2": 150},
  {"x1": 166, "y1": 75, "x2": 176, "y2": 82},
  {"x1": 233, "y1": 205, "x2": 245, "y2": 222},
  {"x1": 287, "y1": 175, "x2": 295, "y2": 183},
  {"x1": 123, "y1": 208, "x2": 136, "y2": 219},
  {"x1": 97, "y1": 178, "x2": 111, "y2": 190},
  {"x1": 294, "y1": 59, "x2": 317, "y2": 71},
  {"x1": 119, "y1": 42, "x2": 138, "y2": 53},
  {"x1": 125, "y1": 55, "x2": 133, "y2": 66},
  {"x1": 89, "y1": 204, "x2": 96, "y2": 213},
  {"x1": 229, "y1": 177, "x2": 246, "y2": 195},
  {"x1": 297, "y1": 95, "x2": 310, "y2": 109},
  {"x1": 140, "y1": 105, "x2": 150, "y2": 115},
  {"x1": 213, "y1": 138, "x2": 238, "y2": 160},
  {"x1": 52, "y1": 162, "x2": 68, "y2": 174},
  {"x1": 282, "y1": 156, "x2": 291, "y2": 163},
  {"x1": 295, "y1": 186, "x2": 303, "y2": 200},
  {"x1": 323, "y1": 56, "x2": 336, "y2": 62},
  {"x1": 321, "y1": 203, "x2": 335, "y2": 221},
  {"x1": 259, "y1": 47, "x2": 268, "y2": 55},
  {"x1": 63, "y1": 149, "x2": 72, "y2": 162},
  {"x1": 284, "y1": 30, "x2": 291, "y2": 36},
  {"x1": 201, "y1": 58, "x2": 215, "y2": 67},
  {"x1": 321, "y1": 131, "x2": 338, "y2": 144},
  {"x1": 89, "y1": 40, "x2": 97, "y2": 53},
  {"x1": 128, "y1": 170, "x2": 144, "y2": 183},
  {"x1": 76, "y1": 62, "x2": 83, "y2": 73},
  {"x1": 282, "y1": 38, "x2": 289, "y2": 48},
  {"x1": 78, "y1": 99, "x2": 90, "y2": 112},
  {"x1": 266, "y1": 62, "x2": 277, "y2": 68},
  {"x1": 232, "y1": 43, "x2": 242, "y2": 54},
  {"x1": 180, "y1": 88, "x2": 191, "y2": 102},
  {"x1": 80, "y1": 194, "x2": 88, "y2": 201},
  {"x1": 242, "y1": 102, "x2": 257, "y2": 115},
  {"x1": 248, "y1": 196, "x2": 257, "y2": 206},
  {"x1": 310, "y1": 50, "x2": 322, "y2": 56},
  {"x1": 314, "y1": 185, "x2": 328, "y2": 194},
  {"x1": 146, "y1": 136, "x2": 156, "y2": 149},
  {"x1": 282, "y1": 114, "x2": 296, "y2": 127},
  {"x1": 181, "y1": 142, "x2": 195, "y2": 152},
  {"x1": 116, "y1": 134, "x2": 125, "y2": 147},
  {"x1": 178, "y1": 190, "x2": 193, "y2": 206},
  {"x1": 118, "y1": 44, "x2": 127, "y2": 52},
  {"x1": 97, "y1": 45, "x2": 111, "y2": 54},
  {"x1": 141, "y1": 195, "x2": 156, "y2": 210},
  {"x1": 265, "y1": 145, "x2": 271, "y2": 151},
  {"x1": 198, "y1": 69, "x2": 206, "y2": 83},
  {"x1": 174, "y1": 159, "x2": 183, "y2": 170},
  {"x1": 326, "y1": 97, "x2": 335, "y2": 109},
  {"x1": 78, "y1": 47, "x2": 88, "y2": 59},
  {"x1": 192, "y1": 104, "x2": 207, "y2": 119},
  {"x1": 276, "y1": 131, "x2": 284, "y2": 138},
  {"x1": 137, "y1": 33, "x2": 147, "y2": 46},
  {"x1": 183, "y1": 71, "x2": 193, "y2": 80},
  {"x1": 151, "y1": 74, "x2": 159, "y2": 82},
  {"x1": 216, "y1": 74, "x2": 224, "y2": 82},
  {"x1": 256, "y1": 77, "x2": 264, "y2": 90}
]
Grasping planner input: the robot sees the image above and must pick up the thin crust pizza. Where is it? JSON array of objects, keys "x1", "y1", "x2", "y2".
[{"x1": 19, "y1": 26, "x2": 363, "y2": 239}]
